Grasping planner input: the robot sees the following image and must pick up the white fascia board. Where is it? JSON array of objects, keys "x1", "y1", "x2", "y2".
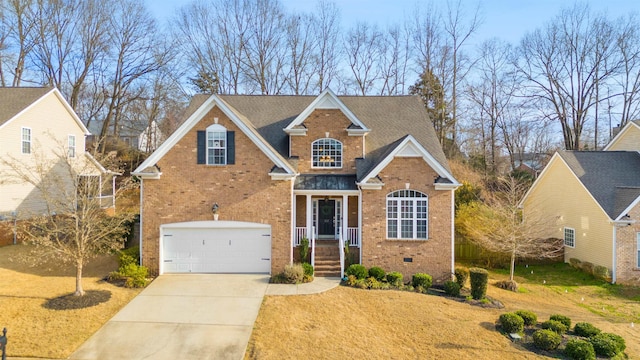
[
  {"x1": 360, "y1": 135, "x2": 460, "y2": 187},
  {"x1": 269, "y1": 172, "x2": 296, "y2": 181},
  {"x1": 347, "y1": 128, "x2": 370, "y2": 136},
  {"x1": 603, "y1": 121, "x2": 640, "y2": 151},
  {"x1": 435, "y1": 183, "x2": 460, "y2": 190},
  {"x1": 284, "y1": 88, "x2": 370, "y2": 132},
  {"x1": 284, "y1": 128, "x2": 307, "y2": 136},
  {"x1": 132, "y1": 171, "x2": 162, "y2": 180},
  {"x1": 134, "y1": 95, "x2": 295, "y2": 177},
  {"x1": 356, "y1": 182, "x2": 384, "y2": 190},
  {"x1": 84, "y1": 152, "x2": 108, "y2": 173},
  {"x1": 615, "y1": 195, "x2": 640, "y2": 221}
]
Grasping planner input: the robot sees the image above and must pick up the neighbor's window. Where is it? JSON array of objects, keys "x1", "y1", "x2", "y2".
[
  {"x1": 68, "y1": 135, "x2": 76, "y2": 158},
  {"x1": 21, "y1": 127, "x2": 31, "y2": 154},
  {"x1": 206, "y1": 124, "x2": 226, "y2": 165},
  {"x1": 387, "y1": 190, "x2": 428, "y2": 240},
  {"x1": 312, "y1": 138, "x2": 342, "y2": 168},
  {"x1": 564, "y1": 227, "x2": 575, "y2": 248}
]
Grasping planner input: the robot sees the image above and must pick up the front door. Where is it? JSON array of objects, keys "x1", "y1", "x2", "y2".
[{"x1": 318, "y1": 199, "x2": 335, "y2": 237}]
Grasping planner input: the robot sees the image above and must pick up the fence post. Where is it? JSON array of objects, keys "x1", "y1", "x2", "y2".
[{"x1": 0, "y1": 327, "x2": 7, "y2": 360}]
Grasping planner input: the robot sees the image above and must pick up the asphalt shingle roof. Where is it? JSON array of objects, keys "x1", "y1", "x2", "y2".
[
  {"x1": 559, "y1": 151, "x2": 640, "y2": 219},
  {"x1": 183, "y1": 94, "x2": 450, "y2": 181},
  {"x1": 0, "y1": 87, "x2": 52, "y2": 126}
]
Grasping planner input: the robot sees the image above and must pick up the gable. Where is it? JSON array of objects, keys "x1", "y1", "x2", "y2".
[{"x1": 604, "y1": 121, "x2": 640, "y2": 151}]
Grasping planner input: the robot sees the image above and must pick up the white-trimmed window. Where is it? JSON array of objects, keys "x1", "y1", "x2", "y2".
[
  {"x1": 206, "y1": 124, "x2": 226, "y2": 165},
  {"x1": 387, "y1": 190, "x2": 428, "y2": 239},
  {"x1": 564, "y1": 227, "x2": 575, "y2": 248},
  {"x1": 312, "y1": 138, "x2": 342, "y2": 168},
  {"x1": 636, "y1": 232, "x2": 640, "y2": 268},
  {"x1": 21, "y1": 127, "x2": 31, "y2": 154},
  {"x1": 68, "y1": 135, "x2": 76, "y2": 158}
]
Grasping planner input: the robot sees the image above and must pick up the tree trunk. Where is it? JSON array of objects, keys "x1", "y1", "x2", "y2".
[
  {"x1": 75, "y1": 260, "x2": 85, "y2": 296},
  {"x1": 509, "y1": 250, "x2": 516, "y2": 281}
]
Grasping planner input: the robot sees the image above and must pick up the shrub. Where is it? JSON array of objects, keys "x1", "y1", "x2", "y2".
[
  {"x1": 593, "y1": 265, "x2": 610, "y2": 280},
  {"x1": 368, "y1": 266, "x2": 386, "y2": 281},
  {"x1": 495, "y1": 280, "x2": 518, "y2": 292},
  {"x1": 412, "y1": 273, "x2": 432, "y2": 293},
  {"x1": 499, "y1": 312, "x2": 524, "y2": 334},
  {"x1": 541, "y1": 320, "x2": 568, "y2": 335},
  {"x1": 110, "y1": 263, "x2": 148, "y2": 288},
  {"x1": 569, "y1": 257, "x2": 582, "y2": 268},
  {"x1": 590, "y1": 333, "x2": 626, "y2": 358},
  {"x1": 514, "y1": 310, "x2": 537, "y2": 326},
  {"x1": 532, "y1": 329, "x2": 562, "y2": 351},
  {"x1": 118, "y1": 246, "x2": 140, "y2": 267},
  {"x1": 564, "y1": 338, "x2": 596, "y2": 360},
  {"x1": 573, "y1": 322, "x2": 601, "y2": 338},
  {"x1": 283, "y1": 263, "x2": 304, "y2": 284},
  {"x1": 443, "y1": 280, "x2": 460, "y2": 297},
  {"x1": 365, "y1": 277, "x2": 381, "y2": 289},
  {"x1": 346, "y1": 274, "x2": 358, "y2": 286},
  {"x1": 386, "y1": 272, "x2": 403, "y2": 287},
  {"x1": 549, "y1": 314, "x2": 571, "y2": 329},
  {"x1": 454, "y1": 266, "x2": 469, "y2": 288},
  {"x1": 299, "y1": 237, "x2": 310, "y2": 263},
  {"x1": 302, "y1": 262, "x2": 314, "y2": 277},
  {"x1": 580, "y1": 261, "x2": 594, "y2": 275},
  {"x1": 346, "y1": 264, "x2": 368, "y2": 280},
  {"x1": 469, "y1": 267, "x2": 489, "y2": 300}
]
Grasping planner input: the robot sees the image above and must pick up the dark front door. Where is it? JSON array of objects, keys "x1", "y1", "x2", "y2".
[{"x1": 318, "y1": 199, "x2": 335, "y2": 237}]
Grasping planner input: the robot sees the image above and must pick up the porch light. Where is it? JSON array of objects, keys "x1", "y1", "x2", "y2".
[{"x1": 211, "y1": 203, "x2": 219, "y2": 221}]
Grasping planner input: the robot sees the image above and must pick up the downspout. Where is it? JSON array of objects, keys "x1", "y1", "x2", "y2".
[
  {"x1": 139, "y1": 179, "x2": 144, "y2": 267},
  {"x1": 358, "y1": 187, "x2": 363, "y2": 265},
  {"x1": 290, "y1": 178, "x2": 295, "y2": 265},
  {"x1": 451, "y1": 188, "x2": 455, "y2": 279},
  {"x1": 612, "y1": 225, "x2": 617, "y2": 284}
]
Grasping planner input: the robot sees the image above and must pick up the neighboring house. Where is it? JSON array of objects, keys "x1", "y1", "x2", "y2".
[
  {"x1": 0, "y1": 87, "x2": 115, "y2": 219},
  {"x1": 521, "y1": 121, "x2": 640, "y2": 285},
  {"x1": 133, "y1": 89, "x2": 460, "y2": 280},
  {"x1": 513, "y1": 153, "x2": 550, "y2": 178},
  {"x1": 119, "y1": 120, "x2": 164, "y2": 153},
  {"x1": 604, "y1": 120, "x2": 640, "y2": 151}
]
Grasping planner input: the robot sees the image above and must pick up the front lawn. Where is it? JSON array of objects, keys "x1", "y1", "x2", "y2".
[
  {"x1": 0, "y1": 244, "x2": 142, "y2": 359},
  {"x1": 246, "y1": 263, "x2": 640, "y2": 359}
]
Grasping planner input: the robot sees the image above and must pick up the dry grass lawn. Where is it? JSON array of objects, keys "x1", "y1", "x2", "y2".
[
  {"x1": 0, "y1": 244, "x2": 142, "y2": 359},
  {"x1": 246, "y1": 266, "x2": 640, "y2": 359}
]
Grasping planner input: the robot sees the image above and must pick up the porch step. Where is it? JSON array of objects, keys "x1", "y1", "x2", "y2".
[{"x1": 314, "y1": 256, "x2": 341, "y2": 277}]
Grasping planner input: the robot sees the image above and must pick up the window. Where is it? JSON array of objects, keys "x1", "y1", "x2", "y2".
[
  {"x1": 564, "y1": 227, "x2": 575, "y2": 248},
  {"x1": 206, "y1": 124, "x2": 226, "y2": 165},
  {"x1": 312, "y1": 138, "x2": 342, "y2": 168},
  {"x1": 387, "y1": 190, "x2": 428, "y2": 239},
  {"x1": 68, "y1": 135, "x2": 76, "y2": 158},
  {"x1": 637, "y1": 233, "x2": 640, "y2": 268},
  {"x1": 21, "y1": 127, "x2": 31, "y2": 154}
]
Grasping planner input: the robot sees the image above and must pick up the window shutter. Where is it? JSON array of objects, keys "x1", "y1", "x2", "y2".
[
  {"x1": 197, "y1": 131, "x2": 206, "y2": 164},
  {"x1": 227, "y1": 131, "x2": 235, "y2": 164}
]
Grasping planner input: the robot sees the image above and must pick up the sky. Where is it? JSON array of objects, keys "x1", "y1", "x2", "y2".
[{"x1": 146, "y1": 0, "x2": 640, "y2": 47}]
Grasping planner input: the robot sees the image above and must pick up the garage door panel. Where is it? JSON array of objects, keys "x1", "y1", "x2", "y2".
[{"x1": 161, "y1": 222, "x2": 271, "y2": 274}]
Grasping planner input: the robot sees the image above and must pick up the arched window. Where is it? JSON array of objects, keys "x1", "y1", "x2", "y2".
[
  {"x1": 386, "y1": 190, "x2": 428, "y2": 240},
  {"x1": 206, "y1": 124, "x2": 226, "y2": 165},
  {"x1": 312, "y1": 138, "x2": 342, "y2": 168}
]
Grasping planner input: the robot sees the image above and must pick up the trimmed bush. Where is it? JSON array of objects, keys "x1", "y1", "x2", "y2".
[
  {"x1": 412, "y1": 273, "x2": 432, "y2": 293},
  {"x1": 499, "y1": 312, "x2": 524, "y2": 334},
  {"x1": 564, "y1": 338, "x2": 596, "y2": 360},
  {"x1": 346, "y1": 264, "x2": 368, "y2": 280},
  {"x1": 573, "y1": 322, "x2": 601, "y2": 338},
  {"x1": 454, "y1": 266, "x2": 469, "y2": 289},
  {"x1": 495, "y1": 279, "x2": 518, "y2": 291},
  {"x1": 302, "y1": 262, "x2": 314, "y2": 277},
  {"x1": 590, "y1": 333, "x2": 626, "y2": 358},
  {"x1": 549, "y1": 314, "x2": 571, "y2": 329},
  {"x1": 469, "y1": 267, "x2": 489, "y2": 300},
  {"x1": 386, "y1": 272, "x2": 403, "y2": 287},
  {"x1": 541, "y1": 320, "x2": 568, "y2": 335},
  {"x1": 514, "y1": 310, "x2": 537, "y2": 326},
  {"x1": 283, "y1": 263, "x2": 304, "y2": 284},
  {"x1": 532, "y1": 329, "x2": 562, "y2": 351},
  {"x1": 368, "y1": 266, "x2": 386, "y2": 281},
  {"x1": 118, "y1": 246, "x2": 140, "y2": 267},
  {"x1": 443, "y1": 280, "x2": 460, "y2": 297}
]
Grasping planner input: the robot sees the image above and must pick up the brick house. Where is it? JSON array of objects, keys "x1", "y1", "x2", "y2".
[{"x1": 133, "y1": 90, "x2": 460, "y2": 281}]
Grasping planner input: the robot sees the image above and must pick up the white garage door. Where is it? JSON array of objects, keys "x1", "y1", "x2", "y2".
[{"x1": 160, "y1": 221, "x2": 271, "y2": 274}]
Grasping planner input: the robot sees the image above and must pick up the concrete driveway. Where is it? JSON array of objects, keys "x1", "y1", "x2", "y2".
[{"x1": 69, "y1": 274, "x2": 269, "y2": 360}]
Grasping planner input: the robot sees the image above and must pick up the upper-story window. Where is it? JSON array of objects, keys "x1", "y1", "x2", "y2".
[
  {"x1": 21, "y1": 127, "x2": 31, "y2": 154},
  {"x1": 68, "y1": 135, "x2": 76, "y2": 158},
  {"x1": 207, "y1": 124, "x2": 226, "y2": 165},
  {"x1": 312, "y1": 138, "x2": 342, "y2": 168}
]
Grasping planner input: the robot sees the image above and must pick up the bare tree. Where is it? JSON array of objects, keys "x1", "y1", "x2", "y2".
[
  {"x1": 378, "y1": 24, "x2": 411, "y2": 95},
  {"x1": 516, "y1": 4, "x2": 618, "y2": 150},
  {"x1": 344, "y1": 22, "x2": 383, "y2": 95},
  {"x1": 4, "y1": 0, "x2": 36, "y2": 86},
  {"x1": 456, "y1": 176, "x2": 563, "y2": 282},
  {"x1": 1, "y1": 144, "x2": 134, "y2": 296},
  {"x1": 615, "y1": 14, "x2": 640, "y2": 128},
  {"x1": 313, "y1": 0, "x2": 340, "y2": 92},
  {"x1": 285, "y1": 12, "x2": 316, "y2": 95},
  {"x1": 0, "y1": 1, "x2": 11, "y2": 86}
]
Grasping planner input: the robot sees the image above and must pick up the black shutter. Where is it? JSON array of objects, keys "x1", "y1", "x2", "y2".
[
  {"x1": 197, "y1": 131, "x2": 206, "y2": 164},
  {"x1": 227, "y1": 131, "x2": 235, "y2": 164}
]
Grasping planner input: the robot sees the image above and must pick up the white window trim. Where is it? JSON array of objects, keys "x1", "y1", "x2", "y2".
[
  {"x1": 68, "y1": 135, "x2": 76, "y2": 158},
  {"x1": 386, "y1": 190, "x2": 429, "y2": 240},
  {"x1": 564, "y1": 227, "x2": 575, "y2": 248},
  {"x1": 311, "y1": 138, "x2": 343, "y2": 169},
  {"x1": 206, "y1": 124, "x2": 226, "y2": 165},
  {"x1": 21, "y1": 127, "x2": 31, "y2": 154}
]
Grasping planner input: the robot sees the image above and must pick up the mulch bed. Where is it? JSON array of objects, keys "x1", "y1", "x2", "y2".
[{"x1": 43, "y1": 290, "x2": 112, "y2": 310}]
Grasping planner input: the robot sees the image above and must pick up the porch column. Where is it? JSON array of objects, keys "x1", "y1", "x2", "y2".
[
  {"x1": 342, "y1": 195, "x2": 348, "y2": 245},
  {"x1": 306, "y1": 194, "x2": 314, "y2": 266}
]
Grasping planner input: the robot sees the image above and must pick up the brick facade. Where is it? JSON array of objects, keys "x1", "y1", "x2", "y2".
[
  {"x1": 141, "y1": 106, "x2": 291, "y2": 275},
  {"x1": 361, "y1": 157, "x2": 453, "y2": 283},
  {"x1": 614, "y1": 204, "x2": 640, "y2": 286}
]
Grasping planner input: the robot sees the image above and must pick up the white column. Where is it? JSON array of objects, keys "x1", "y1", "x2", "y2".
[
  {"x1": 342, "y1": 195, "x2": 348, "y2": 245},
  {"x1": 290, "y1": 188, "x2": 296, "y2": 265},
  {"x1": 306, "y1": 194, "x2": 314, "y2": 266}
]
